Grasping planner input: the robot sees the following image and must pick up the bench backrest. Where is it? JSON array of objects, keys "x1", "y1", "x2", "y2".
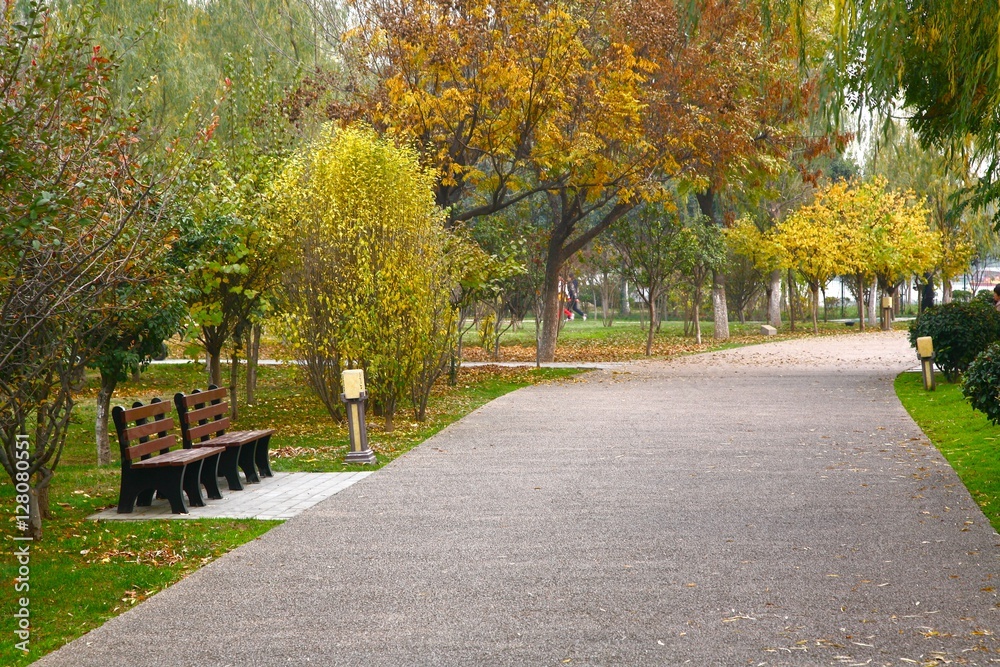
[
  {"x1": 111, "y1": 398, "x2": 177, "y2": 470},
  {"x1": 173, "y1": 384, "x2": 230, "y2": 444}
]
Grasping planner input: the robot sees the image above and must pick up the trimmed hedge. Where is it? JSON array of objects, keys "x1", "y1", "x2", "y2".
[
  {"x1": 962, "y1": 342, "x2": 1000, "y2": 424},
  {"x1": 909, "y1": 300, "x2": 1000, "y2": 382}
]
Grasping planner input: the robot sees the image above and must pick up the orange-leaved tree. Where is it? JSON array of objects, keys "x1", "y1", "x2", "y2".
[{"x1": 647, "y1": 0, "x2": 818, "y2": 340}]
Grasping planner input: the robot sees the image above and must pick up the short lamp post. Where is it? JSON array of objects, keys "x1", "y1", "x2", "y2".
[
  {"x1": 916, "y1": 336, "x2": 935, "y2": 391},
  {"x1": 880, "y1": 296, "x2": 894, "y2": 331},
  {"x1": 342, "y1": 369, "x2": 376, "y2": 464}
]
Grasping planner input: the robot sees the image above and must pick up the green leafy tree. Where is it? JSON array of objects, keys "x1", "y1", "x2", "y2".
[
  {"x1": 866, "y1": 124, "x2": 977, "y2": 302},
  {"x1": 0, "y1": 2, "x2": 187, "y2": 538},
  {"x1": 171, "y1": 56, "x2": 294, "y2": 391},
  {"x1": 611, "y1": 202, "x2": 687, "y2": 355},
  {"x1": 675, "y1": 215, "x2": 727, "y2": 345},
  {"x1": 89, "y1": 281, "x2": 186, "y2": 465},
  {"x1": 88, "y1": 0, "x2": 319, "y2": 131}
]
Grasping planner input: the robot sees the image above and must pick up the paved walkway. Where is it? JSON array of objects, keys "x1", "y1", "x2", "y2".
[
  {"x1": 33, "y1": 331, "x2": 1000, "y2": 666},
  {"x1": 89, "y1": 472, "x2": 371, "y2": 521}
]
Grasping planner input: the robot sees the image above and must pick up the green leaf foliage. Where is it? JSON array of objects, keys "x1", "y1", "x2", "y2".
[
  {"x1": 830, "y1": 0, "x2": 1000, "y2": 225},
  {"x1": 909, "y1": 300, "x2": 1000, "y2": 382},
  {"x1": 962, "y1": 342, "x2": 1000, "y2": 426}
]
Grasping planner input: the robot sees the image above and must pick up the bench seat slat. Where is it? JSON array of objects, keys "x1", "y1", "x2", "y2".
[
  {"x1": 185, "y1": 402, "x2": 229, "y2": 423},
  {"x1": 120, "y1": 400, "x2": 173, "y2": 422},
  {"x1": 130, "y1": 445, "x2": 225, "y2": 469},
  {"x1": 188, "y1": 417, "x2": 230, "y2": 440},
  {"x1": 196, "y1": 430, "x2": 269, "y2": 447},
  {"x1": 126, "y1": 435, "x2": 177, "y2": 461},
  {"x1": 123, "y1": 418, "x2": 176, "y2": 443},
  {"x1": 178, "y1": 386, "x2": 228, "y2": 408}
]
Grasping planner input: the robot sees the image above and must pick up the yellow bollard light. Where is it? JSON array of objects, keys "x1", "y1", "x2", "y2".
[
  {"x1": 916, "y1": 336, "x2": 935, "y2": 391},
  {"x1": 881, "y1": 296, "x2": 894, "y2": 331},
  {"x1": 341, "y1": 369, "x2": 376, "y2": 464}
]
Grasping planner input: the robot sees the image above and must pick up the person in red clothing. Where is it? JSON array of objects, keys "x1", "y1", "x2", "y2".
[{"x1": 567, "y1": 275, "x2": 586, "y2": 320}]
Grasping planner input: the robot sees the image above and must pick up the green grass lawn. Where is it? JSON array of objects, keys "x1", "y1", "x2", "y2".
[
  {"x1": 0, "y1": 362, "x2": 577, "y2": 666},
  {"x1": 895, "y1": 372, "x2": 1000, "y2": 531}
]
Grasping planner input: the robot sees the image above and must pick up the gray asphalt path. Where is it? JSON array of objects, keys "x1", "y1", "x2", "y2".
[{"x1": 32, "y1": 331, "x2": 1000, "y2": 666}]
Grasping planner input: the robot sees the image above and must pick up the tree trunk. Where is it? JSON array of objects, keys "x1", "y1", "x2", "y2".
[
  {"x1": 787, "y1": 269, "x2": 796, "y2": 333},
  {"x1": 95, "y1": 371, "x2": 118, "y2": 465},
  {"x1": 811, "y1": 283, "x2": 820, "y2": 334},
  {"x1": 942, "y1": 279, "x2": 953, "y2": 304},
  {"x1": 246, "y1": 322, "x2": 261, "y2": 406},
  {"x1": 202, "y1": 325, "x2": 225, "y2": 387},
  {"x1": 620, "y1": 277, "x2": 630, "y2": 316},
  {"x1": 693, "y1": 289, "x2": 703, "y2": 345},
  {"x1": 208, "y1": 351, "x2": 222, "y2": 387},
  {"x1": 600, "y1": 282, "x2": 608, "y2": 321},
  {"x1": 645, "y1": 299, "x2": 656, "y2": 356},
  {"x1": 26, "y1": 469, "x2": 53, "y2": 540},
  {"x1": 538, "y1": 250, "x2": 565, "y2": 363},
  {"x1": 27, "y1": 484, "x2": 43, "y2": 540},
  {"x1": 768, "y1": 269, "x2": 782, "y2": 328},
  {"x1": 712, "y1": 269, "x2": 729, "y2": 340},
  {"x1": 229, "y1": 348, "x2": 240, "y2": 422},
  {"x1": 857, "y1": 276, "x2": 866, "y2": 331},
  {"x1": 868, "y1": 286, "x2": 878, "y2": 327}
]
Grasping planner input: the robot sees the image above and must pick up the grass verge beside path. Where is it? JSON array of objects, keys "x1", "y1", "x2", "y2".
[
  {"x1": 1, "y1": 363, "x2": 578, "y2": 667},
  {"x1": 895, "y1": 372, "x2": 1000, "y2": 532}
]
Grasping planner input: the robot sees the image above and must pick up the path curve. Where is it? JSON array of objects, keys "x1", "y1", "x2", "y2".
[{"x1": 32, "y1": 331, "x2": 1000, "y2": 666}]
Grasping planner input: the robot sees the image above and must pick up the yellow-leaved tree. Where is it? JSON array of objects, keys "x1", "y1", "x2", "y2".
[
  {"x1": 270, "y1": 124, "x2": 457, "y2": 432},
  {"x1": 775, "y1": 178, "x2": 939, "y2": 331},
  {"x1": 773, "y1": 202, "x2": 850, "y2": 334}
]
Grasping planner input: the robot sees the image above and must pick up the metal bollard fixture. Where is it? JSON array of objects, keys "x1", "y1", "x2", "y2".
[
  {"x1": 916, "y1": 336, "x2": 935, "y2": 391},
  {"x1": 881, "y1": 296, "x2": 894, "y2": 331},
  {"x1": 341, "y1": 369, "x2": 376, "y2": 464}
]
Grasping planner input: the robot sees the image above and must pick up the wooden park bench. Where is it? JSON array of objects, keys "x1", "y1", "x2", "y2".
[
  {"x1": 112, "y1": 397, "x2": 225, "y2": 514},
  {"x1": 173, "y1": 384, "x2": 275, "y2": 491}
]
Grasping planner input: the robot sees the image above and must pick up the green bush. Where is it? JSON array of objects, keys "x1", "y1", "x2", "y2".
[
  {"x1": 909, "y1": 300, "x2": 1000, "y2": 382},
  {"x1": 962, "y1": 342, "x2": 1000, "y2": 424}
]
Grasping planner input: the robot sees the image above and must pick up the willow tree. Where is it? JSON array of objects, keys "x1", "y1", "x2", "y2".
[
  {"x1": 867, "y1": 124, "x2": 977, "y2": 303},
  {"x1": 88, "y1": 0, "x2": 320, "y2": 129},
  {"x1": 271, "y1": 125, "x2": 460, "y2": 432},
  {"x1": 830, "y1": 0, "x2": 1000, "y2": 223}
]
